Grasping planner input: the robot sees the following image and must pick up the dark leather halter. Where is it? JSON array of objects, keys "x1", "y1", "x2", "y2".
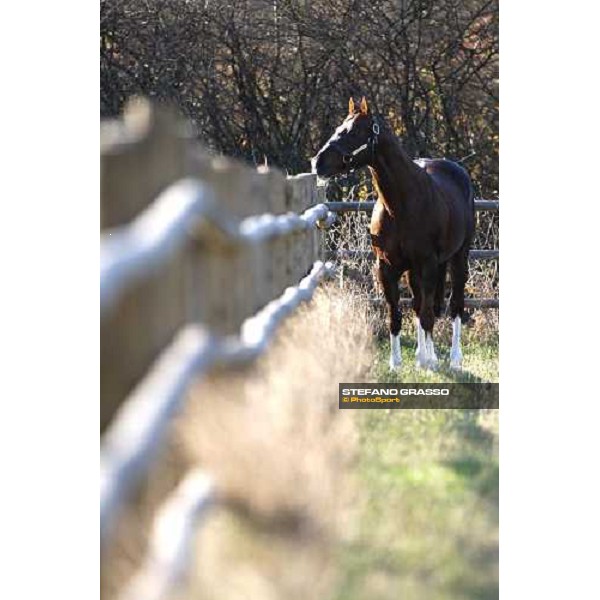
[{"x1": 329, "y1": 116, "x2": 381, "y2": 169}]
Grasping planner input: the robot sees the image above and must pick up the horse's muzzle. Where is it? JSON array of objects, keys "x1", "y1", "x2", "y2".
[{"x1": 312, "y1": 147, "x2": 343, "y2": 178}]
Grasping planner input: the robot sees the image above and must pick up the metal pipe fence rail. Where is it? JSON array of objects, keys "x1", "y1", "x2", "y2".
[
  {"x1": 324, "y1": 199, "x2": 499, "y2": 213},
  {"x1": 322, "y1": 196, "x2": 499, "y2": 310},
  {"x1": 332, "y1": 248, "x2": 499, "y2": 261},
  {"x1": 372, "y1": 297, "x2": 499, "y2": 309},
  {"x1": 101, "y1": 100, "x2": 337, "y2": 600}
]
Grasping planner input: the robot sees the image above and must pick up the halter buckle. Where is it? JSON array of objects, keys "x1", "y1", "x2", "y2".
[{"x1": 373, "y1": 122, "x2": 380, "y2": 135}]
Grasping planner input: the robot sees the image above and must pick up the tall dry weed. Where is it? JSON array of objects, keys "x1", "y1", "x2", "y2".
[{"x1": 103, "y1": 283, "x2": 376, "y2": 600}]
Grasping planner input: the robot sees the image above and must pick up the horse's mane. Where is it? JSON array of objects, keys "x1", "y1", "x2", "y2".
[{"x1": 376, "y1": 115, "x2": 407, "y2": 156}]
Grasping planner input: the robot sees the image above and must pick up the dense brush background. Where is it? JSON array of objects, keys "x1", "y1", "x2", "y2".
[{"x1": 100, "y1": 0, "x2": 498, "y2": 196}]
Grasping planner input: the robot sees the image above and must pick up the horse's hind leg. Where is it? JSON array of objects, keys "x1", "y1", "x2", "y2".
[
  {"x1": 449, "y1": 246, "x2": 470, "y2": 369},
  {"x1": 415, "y1": 259, "x2": 439, "y2": 370},
  {"x1": 377, "y1": 259, "x2": 402, "y2": 369},
  {"x1": 434, "y1": 262, "x2": 447, "y2": 317}
]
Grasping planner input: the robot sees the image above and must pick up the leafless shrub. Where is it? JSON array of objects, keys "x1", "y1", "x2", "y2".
[{"x1": 101, "y1": 0, "x2": 498, "y2": 194}]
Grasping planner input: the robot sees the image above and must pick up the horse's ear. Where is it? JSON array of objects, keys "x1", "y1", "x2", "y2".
[
  {"x1": 348, "y1": 97, "x2": 355, "y2": 114},
  {"x1": 360, "y1": 96, "x2": 369, "y2": 114}
]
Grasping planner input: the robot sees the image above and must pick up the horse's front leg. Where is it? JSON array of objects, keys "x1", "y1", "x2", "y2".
[
  {"x1": 407, "y1": 269, "x2": 425, "y2": 359},
  {"x1": 449, "y1": 245, "x2": 470, "y2": 369},
  {"x1": 415, "y1": 259, "x2": 439, "y2": 370},
  {"x1": 376, "y1": 259, "x2": 402, "y2": 370}
]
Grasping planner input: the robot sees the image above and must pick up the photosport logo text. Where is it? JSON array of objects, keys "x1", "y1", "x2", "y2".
[{"x1": 338, "y1": 383, "x2": 499, "y2": 410}]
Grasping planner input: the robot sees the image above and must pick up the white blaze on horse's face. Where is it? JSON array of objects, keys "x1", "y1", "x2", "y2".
[
  {"x1": 329, "y1": 116, "x2": 356, "y2": 143},
  {"x1": 312, "y1": 116, "x2": 353, "y2": 169},
  {"x1": 312, "y1": 114, "x2": 367, "y2": 178}
]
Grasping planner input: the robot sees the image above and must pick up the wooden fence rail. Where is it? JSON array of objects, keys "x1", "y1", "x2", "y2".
[
  {"x1": 101, "y1": 101, "x2": 330, "y2": 430},
  {"x1": 101, "y1": 261, "x2": 333, "y2": 529},
  {"x1": 101, "y1": 179, "x2": 334, "y2": 312}
]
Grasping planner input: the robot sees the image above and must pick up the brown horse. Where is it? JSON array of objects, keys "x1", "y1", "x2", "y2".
[{"x1": 312, "y1": 97, "x2": 474, "y2": 370}]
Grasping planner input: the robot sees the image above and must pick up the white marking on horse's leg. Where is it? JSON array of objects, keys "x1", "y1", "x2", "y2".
[
  {"x1": 415, "y1": 318, "x2": 424, "y2": 356},
  {"x1": 389, "y1": 333, "x2": 402, "y2": 369},
  {"x1": 425, "y1": 332, "x2": 439, "y2": 370},
  {"x1": 415, "y1": 320, "x2": 429, "y2": 369},
  {"x1": 450, "y1": 316, "x2": 463, "y2": 369}
]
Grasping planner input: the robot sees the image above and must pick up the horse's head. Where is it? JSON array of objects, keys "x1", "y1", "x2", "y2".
[{"x1": 311, "y1": 97, "x2": 380, "y2": 178}]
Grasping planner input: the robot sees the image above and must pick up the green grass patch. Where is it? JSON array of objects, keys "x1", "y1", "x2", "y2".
[
  {"x1": 370, "y1": 329, "x2": 499, "y2": 384},
  {"x1": 333, "y1": 407, "x2": 499, "y2": 600}
]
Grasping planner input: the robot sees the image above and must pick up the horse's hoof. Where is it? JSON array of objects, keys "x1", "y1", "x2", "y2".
[
  {"x1": 415, "y1": 353, "x2": 429, "y2": 370},
  {"x1": 389, "y1": 355, "x2": 402, "y2": 370},
  {"x1": 416, "y1": 352, "x2": 438, "y2": 371},
  {"x1": 426, "y1": 355, "x2": 439, "y2": 371},
  {"x1": 450, "y1": 349, "x2": 463, "y2": 370}
]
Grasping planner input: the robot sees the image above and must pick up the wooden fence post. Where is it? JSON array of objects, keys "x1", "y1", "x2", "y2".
[
  {"x1": 101, "y1": 98, "x2": 191, "y2": 229},
  {"x1": 286, "y1": 174, "x2": 319, "y2": 281},
  {"x1": 101, "y1": 101, "x2": 191, "y2": 431},
  {"x1": 259, "y1": 166, "x2": 288, "y2": 302}
]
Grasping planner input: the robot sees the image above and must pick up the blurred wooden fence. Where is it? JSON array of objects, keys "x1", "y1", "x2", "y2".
[{"x1": 101, "y1": 100, "x2": 338, "y2": 599}]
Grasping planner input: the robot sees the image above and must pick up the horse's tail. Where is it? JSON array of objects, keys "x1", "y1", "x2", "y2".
[{"x1": 442, "y1": 159, "x2": 475, "y2": 211}]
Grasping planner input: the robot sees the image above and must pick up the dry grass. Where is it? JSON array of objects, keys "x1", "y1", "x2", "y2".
[
  {"x1": 102, "y1": 283, "x2": 376, "y2": 600},
  {"x1": 175, "y1": 283, "x2": 375, "y2": 600}
]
